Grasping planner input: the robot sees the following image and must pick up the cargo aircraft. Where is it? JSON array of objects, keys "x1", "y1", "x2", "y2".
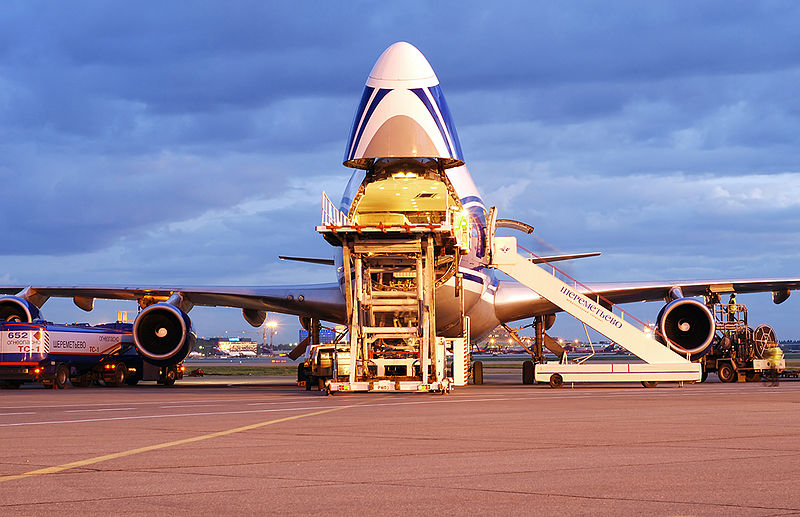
[{"x1": 2, "y1": 42, "x2": 799, "y2": 369}]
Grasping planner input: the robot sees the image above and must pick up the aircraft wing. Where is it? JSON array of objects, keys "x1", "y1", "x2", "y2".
[
  {"x1": 494, "y1": 277, "x2": 800, "y2": 323},
  {"x1": 0, "y1": 283, "x2": 347, "y2": 323}
]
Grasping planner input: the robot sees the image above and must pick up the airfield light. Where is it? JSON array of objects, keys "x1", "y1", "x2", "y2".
[{"x1": 266, "y1": 321, "x2": 278, "y2": 355}]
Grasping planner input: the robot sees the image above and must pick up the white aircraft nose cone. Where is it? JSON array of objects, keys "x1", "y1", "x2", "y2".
[{"x1": 367, "y1": 41, "x2": 439, "y2": 87}]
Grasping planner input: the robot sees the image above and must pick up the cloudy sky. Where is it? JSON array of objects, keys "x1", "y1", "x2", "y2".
[{"x1": 2, "y1": 1, "x2": 800, "y2": 342}]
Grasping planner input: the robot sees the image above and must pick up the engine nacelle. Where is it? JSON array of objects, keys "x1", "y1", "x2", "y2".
[
  {"x1": 656, "y1": 298, "x2": 715, "y2": 360},
  {"x1": 0, "y1": 296, "x2": 41, "y2": 322},
  {"x1": 133, "y1": 303, "x2": 195, "y2": 367}
]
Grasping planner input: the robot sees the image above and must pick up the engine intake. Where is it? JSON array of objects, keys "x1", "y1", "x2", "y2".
[
  {"x1": 0, "y1": 296, "x2": 40, "y2": 322},
  {"x1": 656, "y1": 298, "x2": 715, "y2": 360},
  {"x1": 133, "y1": 303, "x2": 194, "y2": 366}
]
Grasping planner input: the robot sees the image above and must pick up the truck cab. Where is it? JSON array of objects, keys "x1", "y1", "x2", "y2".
[{"x1": 298, "y1": 344, "x2": 350, "y2": 390}]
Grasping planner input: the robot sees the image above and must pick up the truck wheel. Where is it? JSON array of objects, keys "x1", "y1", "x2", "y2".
[
  {"x1": 745, "y1": 372, "x2": 761, "y2": 382},
  {"x1": 549, "y1": 373, "x2": 564, "y2": 389},
  {"x1": 522, "y1": 360, "x2": 534, "y2": 385},
  {"x1": 306, "y1": 376, "x2": 314, "y2": 391},
  {"x1": 473, "y1": 361, "x2": 484, "y2": 385},
  {"x1": 125, "y1": 377, "x2": 140, "y2": 386},
  {"x1": 163, "y1": 368, "x2": 176, "y2": 386},
  {"x1": 717, "y1": 363, "x2": 736, "y2": 383},
  {"x1": 318, "y1": 377, "x2": 326, "y2": 390},
  {"x1": 110, "y1": 363, "x2": 126, "y2": 387},
  {"x1": 54, "y1": 363, "x2": 69, "y2": 389},
  {"x1": 641, "y1": 381, "x2": 658, "y2": 388}
]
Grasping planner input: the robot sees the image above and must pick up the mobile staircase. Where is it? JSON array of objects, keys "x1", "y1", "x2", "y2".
[{"x1": 491, "y1": 236, "x2": 701, "y2": 387}]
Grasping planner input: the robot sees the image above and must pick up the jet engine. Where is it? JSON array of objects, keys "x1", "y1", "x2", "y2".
[
  {"x1": 0, "y1": 296, "x2": 40, "y2": 322},
  {"x1": 133, "y1": 303, "x2": 195, "y2": 366},
  {"x1": 656, "y1": 298, "x2": 715, "y2": 360}
]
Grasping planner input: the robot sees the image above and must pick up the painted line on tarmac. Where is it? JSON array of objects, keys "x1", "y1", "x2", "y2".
[
  {"x1": 0, "y1": 396, "x2": 516, "y2": 428},
  {"x1": 0, "y1": 405, "x2": 351, "y2": 483},
  {"x1": 0, "y1": 412, "x2": 35, "y2": 416},
  {"x1": 0, "y1": 397, "x2": 295, "y2": 411},
  {"x1": 246, "y1": 400, "x2": 322, "y2": 406},
  {"x1": 1, "y1": 386, "x2": 796, "y2": 428},
  {"x1": 0, "y1": 395, "x2": 553, "y2": 429},
  {"x1": 64, "y1": 407, "x2": 137, "y2": 413},
  {"x1": 0, "y1": 405, "x2": 345, "y2": 427}
]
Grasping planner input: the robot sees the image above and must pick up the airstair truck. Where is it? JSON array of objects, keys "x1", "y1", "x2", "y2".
[
  {"x1": 489, "y1": 236, "x2": 702, "y2": 387},
  {"x1": 0, "y1": 320, "x2": 183, "y2": 388}
]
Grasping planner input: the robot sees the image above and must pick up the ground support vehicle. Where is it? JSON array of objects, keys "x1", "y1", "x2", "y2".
[
  {"x1": 298, "y1": 344, "x2": 350, "y2": 391},
  {"x1": 700, "y1": 305, "x2": 793, "y2": 382},
  {"x1": 0, "y1": 320, "x2": 183, "y2": 388},
  {"x1": 314, "y1": 192, "x2": 471, "y2": 394},
  {"x1": 489, "y1": 236, "x2": 701, "y2": 388}
]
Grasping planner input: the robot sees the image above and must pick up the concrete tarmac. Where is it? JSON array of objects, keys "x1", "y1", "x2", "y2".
[{"x1": 1, "y1": 374, "x2": 799, "y2": 516}]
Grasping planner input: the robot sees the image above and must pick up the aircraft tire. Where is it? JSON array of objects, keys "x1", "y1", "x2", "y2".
[
  {"x1": 549, "y1": 373, "x2": 563, "y2": 389},
  {"x1": 717, "y1": 363, "x2": 736, "y2": 383},
  {"x1": 297, "y1": 363, "x2": 307, "y2": 383},
  {"x1": 522, "y1": 360, "x2": 534, "y2": 385},
  {"x1": 641, "y1": 381, "x2": 658, "y2": 388},
  {"x1": 54, "y1": 363, "x2": 69, "y2": 389},
  {"x1": 472, "y1": 361, "x2": 483, "y2": 385}
]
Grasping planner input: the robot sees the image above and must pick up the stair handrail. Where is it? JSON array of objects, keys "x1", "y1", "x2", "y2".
[
  {"x1": 321, "y1": 191, "x2": 350, "y2": 226},
  {"x1": 518, "y1": 243, "x2": 672, "y2": 345}
]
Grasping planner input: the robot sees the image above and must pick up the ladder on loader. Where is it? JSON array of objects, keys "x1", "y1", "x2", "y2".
[
  {"x1": 491, "y1": 236, "x2": 701, "y2": 387},
  {"x1": 316, "y1": 193, "x2": 469, "y2": 393}
]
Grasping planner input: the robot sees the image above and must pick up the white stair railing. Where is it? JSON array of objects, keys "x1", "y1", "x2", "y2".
[
  {"x1": 321, "y1": 191, "x2": 351, "y2": 226},
  {"x1": 492, "y1": 236, "x2": 690, "y2": 365}
]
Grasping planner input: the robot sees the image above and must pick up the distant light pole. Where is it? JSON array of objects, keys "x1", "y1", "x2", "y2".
[{"x1": 266, "y1": 321, "x2": 278, "y2": 354}]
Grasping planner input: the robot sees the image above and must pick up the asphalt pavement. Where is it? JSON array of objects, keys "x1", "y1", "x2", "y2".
[{"x1": 1, "y1": 373, "x2": 799, "y2": 516}]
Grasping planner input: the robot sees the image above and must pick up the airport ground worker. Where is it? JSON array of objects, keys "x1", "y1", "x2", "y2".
[
  {"x1": 727, "y1": 294, "x2": 738, "y2": 322},
  {"x1": 764, "y1": 344, "x2": 784, "y2": 386}
]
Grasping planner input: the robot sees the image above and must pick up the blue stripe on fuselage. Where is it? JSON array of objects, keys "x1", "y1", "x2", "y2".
[
  {"x1": 428, "y1": 85, "x2": 464, "y2": 161},
  {"x1": 410, "y1": 88, "x2": 453, "y2": 159},
  {"x1": 348, "y1": 88, "x2": 391, "y2": 161},
  {"x1": 344, "y1": 86, "x2": 374, "y2": 162}
]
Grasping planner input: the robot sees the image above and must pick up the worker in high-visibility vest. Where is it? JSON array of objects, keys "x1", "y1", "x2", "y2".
[
  {"x1": 764, "y1": 345, "x2": 784, "y2": 386},
  {"x1": 727, "y1": 293, "x2": 737, "y2": 322}
]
